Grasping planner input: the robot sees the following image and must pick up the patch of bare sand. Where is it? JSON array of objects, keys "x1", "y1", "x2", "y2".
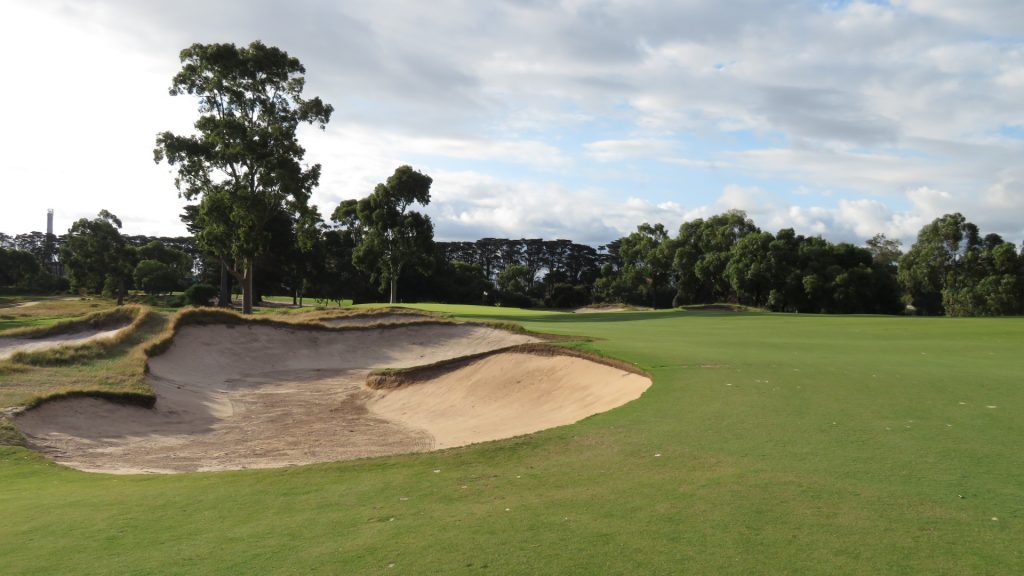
[
  {"x1": 16, "y1": 323, "x2": 650, "y2": 474},
  {"x1": 0, "y1": 326, "x2": 129, "y2": 360},
  {"x1": 574, "y1": 306, "x2": 628, "y2": 313},
  {"x1": 366, "y1": 353, "x2": 650, "y2": 449}
]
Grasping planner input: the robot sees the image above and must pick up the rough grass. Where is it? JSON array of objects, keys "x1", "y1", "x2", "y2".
[
  {"x1": 1, "y1": 304, "x2": 144, "y2": 341},
  {"x1": 0, "y1": 306, "x2": 166, "y2": 444},
  {"x1": 0, "y1": 305, "x2": 1022, "y2": 574},
  {"x1": 8, "y1": 306, "x2": 156, "y2": 367},
  {"x1": 0, "y1": 296, "x2": 116, "y2": 333}
]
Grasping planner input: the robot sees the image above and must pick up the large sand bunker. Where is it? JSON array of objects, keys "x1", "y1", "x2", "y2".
[{"x1": 16, "y1": 322, "x2": 650, "y2": 474}]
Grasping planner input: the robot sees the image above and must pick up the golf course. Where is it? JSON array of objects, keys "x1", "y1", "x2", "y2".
[{"x1": 1, "y1": 300, "x2": 1021, "y2": 574}]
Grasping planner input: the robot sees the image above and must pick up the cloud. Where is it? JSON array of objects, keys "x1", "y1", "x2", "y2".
[
  {"x1": 2, "y1": 0, "x2": 1024, "y2": 246},
  {"x1": 584, "y1": 139, "x2": 676, "y2": 162},
  {"x1": 422, "y1": 170, "x2": 699, "y2": 243}
]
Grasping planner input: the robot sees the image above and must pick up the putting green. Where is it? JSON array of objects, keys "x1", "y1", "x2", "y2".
[{"x1": 1, "y1": 306, "x2": 1022, "y2": 575}]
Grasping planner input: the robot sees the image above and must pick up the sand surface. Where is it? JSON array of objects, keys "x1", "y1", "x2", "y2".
[
  {"x1": 366, "y1": 353, "x2": 650, "y2": 448},
  {"x1": 319, "y1": 312, "x2": 437, "y2": 327},
  {"x1": 16, "y1": 322, "x2": 650, "y2": 474},
  {"x1": 0, "y1": 326, "x2": 128, "y2": 360},
  {"x1": 574, "y1": 306, "x2": 631, "y2": 313}
]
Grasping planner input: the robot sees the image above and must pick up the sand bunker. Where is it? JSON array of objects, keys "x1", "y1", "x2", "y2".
[
  {"x1": 0, "y1": 325, "x2": 129, "y2": 360},
  {"x1": 16, "y1": 322, "x2": 649, "y2": 474},
  {"x1": 319, "y1": 312, "x2": 438, "y2": 327},
  {"x1": 574, "y1": 306, "x2": 628, "y2": 313}
]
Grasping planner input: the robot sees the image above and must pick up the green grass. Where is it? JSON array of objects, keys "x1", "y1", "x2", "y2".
[
  {"x1": 0, "y1": 296, "x2": 115, "y2": 333},
  {"x1": 1, "y1": 306, "x2": 1023, "y2": 574},
  {"x1": 260, "y1": 295, "x2": 353, "y2": 307}
]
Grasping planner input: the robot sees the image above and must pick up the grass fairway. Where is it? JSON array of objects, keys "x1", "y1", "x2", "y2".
[{"x1": 1, "y1": 307, "x2": 1022, "y2": 574}]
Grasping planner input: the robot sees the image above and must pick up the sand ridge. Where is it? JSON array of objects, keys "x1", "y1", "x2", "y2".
[{"x1": 16, "y1": 321, "x2": 651, "y2": 474}]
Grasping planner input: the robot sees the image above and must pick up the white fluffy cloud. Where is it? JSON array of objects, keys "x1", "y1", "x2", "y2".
[
  {"x1": 2, "y1": 0, "x2": 1023, "y2": 244},
  {"x1": 423, "y1": 169, "x2": 698, "y2": 243}
]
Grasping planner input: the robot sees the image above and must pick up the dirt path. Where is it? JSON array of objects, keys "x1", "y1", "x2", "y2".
[{"x1": 16, "y1": 322, "x2": 650, "y2": 474}]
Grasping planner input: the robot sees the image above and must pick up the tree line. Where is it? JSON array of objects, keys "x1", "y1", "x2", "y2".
[{"x1": 4, "y1": 202, "x2": 1022, "y2": 317}]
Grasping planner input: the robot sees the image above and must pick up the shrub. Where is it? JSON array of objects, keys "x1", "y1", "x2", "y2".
[
  {"x1": 133, "y1": 260, "x2": 181, "y2": 295},
  {"x1": 546, "y1": 283, "x2": 589, "y2": 308},
  {"x1": 497, "y1": 291, "x2": 536, "y2": 309},
  {"x1": 183, "y1": 283, "x2": 219, "y2": 306}
]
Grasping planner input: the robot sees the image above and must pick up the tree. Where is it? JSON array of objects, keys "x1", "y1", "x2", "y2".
[
  {"x1": 60, "y1": 210, "x2": 135, "y2": 304},
  {"x1": 154, "y1": 41, "x2": 333, "y2": 314},
  {"x1": 0, "y1": 248, "x2": 40, "y2": 287},
  {"x1": 133, "y1": 260, "x2": 180, "y2": 295},
  {"x1": 898, "y1": 213, "x2": 979, "y2": 315},
  {"x1": 865, "y1": 233, "x2": 902, "y2": 269},
  {"x1": 497, "y1": 263, "x2": 534, "y2": 305},
  {"x1": 335, "y1": 165, "x2": 435, "y2": 303},
  {"x1": 942, "y1": 234, "x2": 1022, "y2": 316},
  {"x1": 725, "y1": 231, "x2": 774, "y2": 306},
  {"x1": 595, "y1": 223, "x2": 674, "y2": 307},
  {"x1": 132, "y1": 240, "x2": 192, "y2": 295},
  {"x1": 673, "y1": 210, "x2": 758, "y2": 305}
]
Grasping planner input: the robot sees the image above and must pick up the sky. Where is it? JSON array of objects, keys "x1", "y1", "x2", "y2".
[{"x1": 2, "y1": 0, "x2": 1023, "y2": 247}]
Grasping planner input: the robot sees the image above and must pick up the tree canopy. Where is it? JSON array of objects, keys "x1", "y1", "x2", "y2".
[
  {"x1": 333, "y1": 165, "x2": 435, "y2": 304},
  {"x1": 900, "y1": 213, "x2": 1023, "y2": 316},
  {"x1": 154, "y1": 40, "x2": 332, "y2": 313},
  {"x1": 60, "y1": 211, "x2": 135, "y2": 304}
]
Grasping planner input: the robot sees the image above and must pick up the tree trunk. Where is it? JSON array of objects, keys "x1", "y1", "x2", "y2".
[
  {"x1": 116, "y1": 278, "x2": 126, "y2": 306},
  {"x1": 218, "y1": 263, "x2": 231, "y2": 307},
  {"x1": 389, "y1": 277, "x2": 397, "y2": 304},
  {"x1": 242, "y1": 256, "x2": 254, "y2": 314}
]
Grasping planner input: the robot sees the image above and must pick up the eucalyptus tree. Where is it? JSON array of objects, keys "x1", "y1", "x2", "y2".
[
  {"x1": 0, "y1": 248, "x2": 40, "y2": 287},
  {"x1": 595, "y1": 223, "x2": 675, "y2": 307},
  {"x1": 60, "y1": 211, "x2": 135, "y2": 304},
  {"x1": 154, "y1": 41, "x2": 332, "y2": 313},
  {"x1": 335, "y1": 165, "x2": 435, "y2": 304},
  {"x1": 898, "y1": 213, "x2": 979, "y2": 315},
  {"x1": 673, "y1": 210, "x2": 758, "y2": 305}
]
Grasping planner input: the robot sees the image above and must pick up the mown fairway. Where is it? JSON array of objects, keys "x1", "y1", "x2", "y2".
[{"x1": 1, "y1": 307, "x2": 1022, "y2": 574}]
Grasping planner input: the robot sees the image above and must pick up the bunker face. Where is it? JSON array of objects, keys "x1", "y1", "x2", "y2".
[
  {"x1": 319, "y1": 311, "x2": 439, "y2": 327},
  {"x1": 16, "y1": 323, "x2": 650, "y2": 474}
]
